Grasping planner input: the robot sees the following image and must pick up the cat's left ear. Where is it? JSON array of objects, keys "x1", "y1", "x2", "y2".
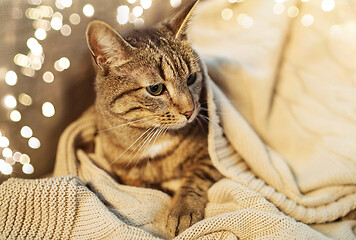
[
  {"x1": 86, "y1": 20, "x2": 135, "y2": 71},
  {"x1": 168, "y1": 0, "x2": 199, "y2": 40}
]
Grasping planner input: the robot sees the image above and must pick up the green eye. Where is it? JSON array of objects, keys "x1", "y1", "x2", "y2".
[
  {"x1": 187, "y1": 73, "x2": 197, "y2": 86},
  {"x1": 146, "y1": 83, "x2": 165, "y2": 96}
]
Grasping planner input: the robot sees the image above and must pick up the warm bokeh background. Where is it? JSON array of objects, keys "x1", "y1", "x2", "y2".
[{"x1": 0, "y1": 0, "x2": 187, "y2": 183}]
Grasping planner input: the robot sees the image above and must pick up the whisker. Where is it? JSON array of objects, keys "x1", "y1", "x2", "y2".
[
  {"x1": 97, "y1": 117, "x2": 150, "y2": 133},
  {"x1": 136, "y1": 125, "x2": 165, "y2": 166},
  {"x1": 109, "y1": 127, "x2": 152, "y2": 166},
  {"x1": 125, "y1": 126, "x2": 158, "y2": 168}
]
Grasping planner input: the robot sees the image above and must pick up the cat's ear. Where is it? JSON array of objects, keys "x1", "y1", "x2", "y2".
[
  {"x1": 86, "y1": 20, "x2": 134, "y2": 70},
  {"x1": 167, "y1": 0, "x2": 199, "y2": 40}
]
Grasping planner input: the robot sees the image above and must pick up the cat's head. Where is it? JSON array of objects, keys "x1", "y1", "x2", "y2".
[{"x1": 86, "y1": 0, "x2": 204, "y2": 130}]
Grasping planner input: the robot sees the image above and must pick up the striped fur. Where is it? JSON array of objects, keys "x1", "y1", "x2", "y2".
[{"x1": 86, "y1": 1, "x2": 222, "y2": 237}]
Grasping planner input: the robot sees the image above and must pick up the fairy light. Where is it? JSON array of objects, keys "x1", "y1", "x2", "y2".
[
  {"x1": 0, "y1": 160, "x2": 13, "y2": 175},
  {"x1": 301, "y1": 14, "x2": 314, "y2": 27},
  {"x1": 35, "y1": 28, "x2": 47, "y2": 40},
  {"x1": 288, "y1": 6, "x2": 299, "y2": 18},
  {"x1": 134, "y1": 18, "x2": 145, "y2": 28},
  {"x1": 133, "y1": 6, "x2": 143, "y2": 18},
  {"x1": 69, "y1": 13, "x2": 80, "y2": 25},
  {"x1": 0, "y1": 136, "x2": 10, "y2": 148},
  {"x1": 22, "y1": 163, "x2": 34, "y2": 174},
  {"x1": 273, "y1": 3, "x2": 285, "y2": 15},
  {"x1": 2, "y1": 148, "x2": 13, "y2": 158},
  {"x1": 60, "y1": 24, "x2": 71, "y2": 36},
  {"x1": 117, "y1": 5, "x2": 130, "y2": 25},
  {"x1": 43, "y1": 71, "x2": 54, "y2": 83},
  {"x1": 140, "y1": 0, "x2": 152, "y2": 9},
  {"x1": 321, "y1": 0, "x2": 335, "y2": 12},
  {"x1": 42, "y1": 102, "x2": 55, "y2": 117},
  {"x1": 128, "y1": 0, "x2": 136, "y2": 3},
  {"x1": 3, "y1": 95, "x2": 17, "y2": 109},
  {"x1": 14, "y1": 54, "x2": 31, "y2": 67},
  {"x1": 83, "y1": 4, "x2": 94, "y2": 17},
  {"x1": 10, "y1": 110, "x2": 21, "y2": 122},
  {"x1": 18, "y1": 93, "x2": 32, "y2": 106},
  {"x1": 237, "y1": 13, "x2": 254, "y2": 29},
  {"x1": 60, "y1": 0, "x2": 72, "y2": 8},
  {"x1": 51, "y1": 16, "x2": 63, "y2": 30},
  {"x1": 28, "y1": 137, "x2": 41, "y2": 149},
  {"x1": 20, "y1": 154, "x2": 30, "y2": 164},
  {"x1": 5, "y1": 70, "x2": 18, "y2": 86},
  {"x1": 170, "y1": 0, "x2": 181, "y2": 8},
  {"x1": 6, "y1": 157, "x2": 15, "y2": 165},
  {"x1": 21, "y1": 126, "x2": 33, "y2": 138},
  {"x1": 221, "y1": 8, "x2": 233, "y2": 21}
]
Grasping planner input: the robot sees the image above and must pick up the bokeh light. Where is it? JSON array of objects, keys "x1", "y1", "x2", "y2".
[
  {"x1": 140, "y1": 0, "x2": 152, "y2": 9},
  {"x1": 21, "y1": 126, "x2": 33, "y2": 138},
  {"x1": 221, "y1": 8, "x2": 233, "y2": 21},
  {"x1": 5, "y1": 70, "x2": 18, "y2": 86},
  {"x1": 19, "y1": 93, "x2": 33, "y2": 106},
  {"x1": 3, "y1": 95, "x2": 17, "y2": 109},
  {"x1": 83, "y1": 4, "x2": 94, "y2": 17},
  {"x1": 170, "y1": 0, "x2": 181, "y2": 8},
  {"x1": 28, "y1": 137, "x2": 41, "y2": 149},
  {"x1": 10, "y1": 110, "x2": 21, "y2": 122},
  {"x1": 42, "y1": 102, "x2": 55, "y2": 117},
  {"x1": 301, "y1": 14, "x2": 314, "y2": 27}
]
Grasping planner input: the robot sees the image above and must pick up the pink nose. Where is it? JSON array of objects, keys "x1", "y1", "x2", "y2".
[{"x1": 182, "y1": 110, "x2": 194, "y2": 119}]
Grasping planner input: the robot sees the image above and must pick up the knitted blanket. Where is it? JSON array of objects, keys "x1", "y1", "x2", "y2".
[{"x1": 2, "y1": 0, "x2": 356, "y2": 239}]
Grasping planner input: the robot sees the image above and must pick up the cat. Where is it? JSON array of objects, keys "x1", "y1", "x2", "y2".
[{"x1": 86, "y1": 0, "x2": 222, "y2": 237}]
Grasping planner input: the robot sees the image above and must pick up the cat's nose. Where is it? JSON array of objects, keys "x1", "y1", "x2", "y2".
[{"x1": 182, "y1": 110, "x2": 194, "y2": 119}]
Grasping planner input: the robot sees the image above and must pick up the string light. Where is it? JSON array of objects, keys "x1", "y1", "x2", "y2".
[
  {"x1": 170, "y1": 0, "x2": 181, "y2": 8},
  {"x1": 301, "y1": 14, "x2": 314, "y2": 27},
  {"x1": 18, "y1": 93, "x2": 32, "y2": 106},
  {"x1": 83, "y1": 4, "x2": 95, "y2": 17},
  {"x1": 140, "y1": 0, "x2": 152, "y2": 10},
  {"x1": 237, "y1": 13, "x2": 254, "y2": 29},
  {"x1": 21, "y1": 126, "x2": 33, "y2": 138},
  {"x1": 133, "y1": 6, "x2": 143, "y2": 18},
  {"x1": 69, "y1": 13, "x2": 80, "y2": 25},
  {"x1": 3, "y1": 95, "x2": 17, "y2": 109},
  {"x1": 5, "y1": 70, "x2": 18, "y2": 86},
  {"x1": 221, "y1": 8, "x2": 233, "y2": 21},
  {"x1": 22, "y1": 163, "x2": 34, "y2": 174},
  {"x1": 35, "y1": 28, "x2": 47, "y2": 40},
  {"x1": 43, "y1": 71, "x2": 54, "y2": 83},
  {"x1": 273, "y1": 3, "x2": 285, "y2": 15},
  {"x1": 117, "y1": 5, "x2": 130, "y2": 25},
  {"x1": 287, "y1": 6, "x2": 299, "y2": 18},
  {"x1": 42, "y1": 102, "x2": 55, "y2": 117},
  {"x1": 321, "y1": 0, "x2": 335, "y2": 12},
  {"x1": 10, "y1": 110, "x2": 21, "y2": 122},
  {"x1": 28, "y1": 137, "x2": 41, "y2": 149},
  {"x1": 0, "y1": 136, "x2": 10, "y2": 148}
]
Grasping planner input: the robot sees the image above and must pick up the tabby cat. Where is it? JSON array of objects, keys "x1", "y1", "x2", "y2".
[{"x1": 86, "y1": 0, "x2": 222, "y2": 237}]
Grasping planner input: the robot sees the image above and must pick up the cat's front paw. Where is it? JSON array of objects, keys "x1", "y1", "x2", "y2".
[{"x1": 167, "y1": 199, "x2": 205, "y2": 238}]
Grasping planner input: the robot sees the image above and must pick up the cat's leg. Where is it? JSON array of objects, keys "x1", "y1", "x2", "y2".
[{"x1": 167, "y1": 157, "x2": 223, "y2": 237}]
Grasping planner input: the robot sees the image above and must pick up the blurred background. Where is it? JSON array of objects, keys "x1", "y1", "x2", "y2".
[{"x1": 0, "y1": 0, "x2": 187, "y2": 183}]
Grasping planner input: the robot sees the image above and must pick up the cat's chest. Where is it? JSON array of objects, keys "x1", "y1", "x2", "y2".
[{"x1": 143, "y1": 139, "x2": 175, "y2": 158}]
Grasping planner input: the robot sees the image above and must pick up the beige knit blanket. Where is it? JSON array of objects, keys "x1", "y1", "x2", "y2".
[{"x1": 2, "y1": 0, "x2": 356, "y2": 239}]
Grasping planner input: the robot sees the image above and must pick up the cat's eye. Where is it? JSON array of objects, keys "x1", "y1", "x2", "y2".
[
  {"x1": 187, "y1": 73, "x2": 197, "y2": 86},
  {"x1": 146, "y1": 83, "x2": 165, "y2": 96}
]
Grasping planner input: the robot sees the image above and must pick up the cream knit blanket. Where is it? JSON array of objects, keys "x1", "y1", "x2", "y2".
[{"x1": 2, "y1": 0, "x2": 356, "y2": 239}]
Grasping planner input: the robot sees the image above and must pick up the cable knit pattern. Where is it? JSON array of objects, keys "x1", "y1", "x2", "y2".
[{"x1": 0, "y1": 176, "x2": 78, "y2": 240}]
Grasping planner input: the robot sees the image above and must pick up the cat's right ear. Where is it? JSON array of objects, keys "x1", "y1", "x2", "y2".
[{"x1": 86, "y1": 20, "x2": 134, "y2": 71}]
